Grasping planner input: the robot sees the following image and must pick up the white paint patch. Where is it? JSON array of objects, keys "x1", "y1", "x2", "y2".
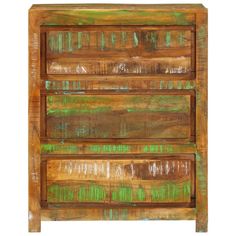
[
  {"x1": 115, "y1": 165, "x2": 122, "y2": 178},
  {"x1": 76, "y1": 64, "x2": 87, "y2": 74},
  {"x1": 130, "y1": 163, "x2": 135, "y2": 178},
  {"x1": 28, "y1": 211, "x2": 33, "y2": 221},
  {"x1": 106, "y1": 161, "x2": 110, "y2": 179},
  {"x1": 165, "y1": 161, "x2": 170, "y2": 175},
  {"x1": 94, "y1": 162, "x2": 97, "y2": 176},
  {"x1": 68, "y1": 161, "x2": 73, "y2": 175}
]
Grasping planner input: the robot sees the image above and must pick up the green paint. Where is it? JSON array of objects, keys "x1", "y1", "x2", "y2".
[
  {"x1": 76, "y1": 126, "x2": 89, "y2": 137},
  {"x1": 45, "y1": 81, "x2": 51, "y2": 90},
  {"x1": 58, "y1": 32, "x2": 63, "y2": 53},
  {"x1": 89, "y1": 144, "x2": 130, "y2": 153},
  {"x1": 143, "y1": 145, "x2": 174, "y2": 153},
  {"x1": 121, "y1": 209, "x2": 128, "y2": 220},
  {"x1": 41, "y1": 144, "x2": 79, "y2": 154},
  {"x1": 165, "y1": 32, "x2": 171, "y2": 47},
  {"x1": 177, "y1": 81, "x2": 182, "y2": 89},
  {"x1": 160, "y1": 80, "x2": 164, "y2": 89},
  {"x1": 168, "y1": 81, "x2": 174, "y2": 89},
  {"x1": 109, "y1": 209, "x2": 113, "y2": 220},
  {"x1": 78, "y1": 184, "x2": 106, "y2": 202},
  {"x1": 41, "y1": 143, "x2": 196, "y2": 155},
  {"x1": 112, "y1": 186, "x2": 132, "y2": 202},
  {"x1": 48, "y1": 35, "x2": 55, "y2": 52},
  {"x1": 136, "y1": 187, "x2": 145, "y2": 201},
  {"x1": 85, "y1": 32, "x2": 90, "y2": 47},
  {"x1": 198, "y1": 26, "x2": 206, "y2": 48},
  {"x1": 185, "y1": 81, "x2": 192, "y2": 89},
  {"x1": 48, "y1": 185, "x2": 74, "y2": 202},
  {"x1": 101, "y1": 32, "x2": 105, "y2": 50},
  {"x1": 47, "y1": 95, "x2": 112, "y2": 105},
  {"x1": 62, "y1": 81, "x2": 70, "y2": 90},
  {"x1": 44, "y1": 11, "x2": 192, "y2": 26},
  {"x1": 150, "y1": 32, "x2": 157, "y2": 49},
  {"x1": 66, "y1": 32, "x2": 73, "y2": 52},
  {"x1": 128, "y1": 95, "x2": 190, "y2": 113},
  {"x1": 172, "y1": 12, "x2": 188, "y2": 25},
  {"x1": 111, "y1": 32, "x2": 116, "y2": 48},
  {"x1": 47, "y1": 107, "x2": 111, "y2": 116},
  {"x1": 178, "y1": 32, "x2": 184, "y2": 46},
  {"x1": 133, "y1": 32, "x2": 139, "y2": 47},
  {"x1": 77, "y1": 32, "x2": 82, "y2": 49},
  {"x1": 195, "y1": 152, "x2": 207, "y2": 195},
  {"x1": 121, "y1": 31, "x2": 127, "y2": 46},
  {"x1": 151, "y1": 181, "x2": 190, "y2": 201}
]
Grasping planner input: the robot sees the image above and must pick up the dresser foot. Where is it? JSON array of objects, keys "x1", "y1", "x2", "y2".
[
  {"x1": 196, "y1": 217, "x2": 208, "y2": 232},
  {"x1": 28, "y1": 211, "x2": 41, "y2": 232}
]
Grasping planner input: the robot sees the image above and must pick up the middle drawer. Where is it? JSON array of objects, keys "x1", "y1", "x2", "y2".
[{"x1": 46, "y1": 93, "x2": 194, "y2": 141}]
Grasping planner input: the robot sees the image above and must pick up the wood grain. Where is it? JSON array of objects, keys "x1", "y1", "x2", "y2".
[
  {"x1": 41, "y1": 207, "x2": 196, "y2": 221},
  {"x1": 28, "y1": 4, "x2": 207, "y2": 232},
  {"x1": 195, "y1": 11, "x2": 208, "y2": 232},
  {"x1": 46, "y1": 94, "x2": 192, "y2": 140},
  {"x1": 28, "y1": 10, "x2": 41, "y2": 232}
]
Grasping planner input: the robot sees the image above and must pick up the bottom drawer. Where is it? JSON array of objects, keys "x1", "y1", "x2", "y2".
[{"x1": 45, "y1": 155, "x2": 195, "y2": 204}]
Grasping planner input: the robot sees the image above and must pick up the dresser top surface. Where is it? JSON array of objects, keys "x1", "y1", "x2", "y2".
[{"x1": 30, "y1": 4, "x2": 207, "y2": 12}]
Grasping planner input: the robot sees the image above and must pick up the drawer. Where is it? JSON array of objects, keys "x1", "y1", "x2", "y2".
[
  {"x1": 44, "y1": 26, "x2": 195, "y2": 76},
  {"x1": 45, "y1": 93, "x2": 194, "y2": 140},
  {"x1": 46, "y1": 156, "x2": 195, "y2": 204}
]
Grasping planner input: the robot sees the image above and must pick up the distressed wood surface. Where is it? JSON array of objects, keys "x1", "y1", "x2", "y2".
[
  {"x1": 42, "y1": 78, "x2": 196, "y2": 91},
  {"x1": 46, "y1": 94, "x2": 192, "y2": 139},
  {"x1": 47, "y1": 159, "x2": 192, "y2": 181},
  {"x1": 28, "y1": 10, "x2": 41, "y2": 232},
  {"x1": 29, "y1": 4, "x2": 207, "y2": 232},
  {"x1": 41, "y1": 142, "x2": 197, "y2": 155},
  {"x1": 46, "y1": 158, "x2": 193, "y2": 204},
  {"x1": 195, "y1": 11, "x2": 208, "y2": 232},
  {"x1": 46, "y1": 27, "x2": 192, "y2": 54},
  {"x1": 41, "y1": 207, "x2": 196, "y2": 221}
]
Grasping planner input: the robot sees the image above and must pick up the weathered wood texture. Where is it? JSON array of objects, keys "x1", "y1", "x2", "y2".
[
  {"x1": 195, "y1": 12, "x2": 208, "y2": 232},
  {"x1": 29, "y1": 4, "x2": 207, "y2": 232},
  {"x1": 46, "y1": 94, "x2": 192, "y2": 139},
  {"x1": 41, "y1": 207, "x2": 196, "y2": 221},
  {"x1": 46, "y1": 158, "x2": 194, "y2": 204},
  {"x1": 29, "y1": 11, "x2": 41, "y2": 232}
]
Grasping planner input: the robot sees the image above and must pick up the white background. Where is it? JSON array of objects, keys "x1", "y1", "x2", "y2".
[{"x1": 0, "y1": 0, "x2": 235, "y2": 235}]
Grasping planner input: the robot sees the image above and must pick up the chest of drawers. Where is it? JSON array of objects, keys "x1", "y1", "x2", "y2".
[{"x1": 28, "y1": 4, "x2": 207, "y2": 232}]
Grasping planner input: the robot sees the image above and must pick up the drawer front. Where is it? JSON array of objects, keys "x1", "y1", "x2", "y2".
[
  {"x1": 45, "y1": 26, "x2": 194, "y2": 76},
  {"x1": 46, "y1": 94, "x2": 192, "y2": 140},
  {"x1": 46, "y1": 156, "x2": 194, "y2": 204}
]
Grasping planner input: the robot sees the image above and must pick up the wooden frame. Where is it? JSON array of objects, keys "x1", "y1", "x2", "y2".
[{"x1": 29, "y1": 4, "x2": 207, "y2": 232}]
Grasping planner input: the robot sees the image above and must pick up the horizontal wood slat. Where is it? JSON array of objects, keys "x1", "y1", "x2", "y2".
[
  {"x1": 41, "y1": 207, "x2": 196, "y2": 221},
  {"x1": 42, "y1": 79, "x2": 196, "y2": 91},
  {"x1": 41, "y1": 142, "x2": 197, "y2": 155}
]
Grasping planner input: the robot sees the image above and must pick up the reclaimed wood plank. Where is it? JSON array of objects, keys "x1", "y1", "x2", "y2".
[
  {"x1": 28, "y1": 10, "x2": 41, "y2": 232},
  {"x1": 46, "y1": 94, "x2": 191, "y2": 140},
  {"x1": 47, "y1": 159, "x2": 193, "y2": 181},
  {"x1": 47, "y1": 179, "x2": 191, "y2": 204},
  {"x1": 41, "y1": 207, "x2": 196, "y2": 221},
  {"x1": 41, "y1": 79, "x2": 196, "y2": 92},
  {"x1": 47, "y1": 57, "x2": 191, "y2": 75},
  {"x1": 195, "y1": 10, "x2": 208, "y2": 232},
  {"x1": 41, "y1": 142, "x2": 197, "y2": 155},
  {"x1": 46, "y1": 28, "x2": 192, "y2": 55}
]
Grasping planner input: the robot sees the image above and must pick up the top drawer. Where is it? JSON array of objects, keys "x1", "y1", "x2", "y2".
[{"x1": 44, "y1": 26, "x2": 195, "y2": 76}]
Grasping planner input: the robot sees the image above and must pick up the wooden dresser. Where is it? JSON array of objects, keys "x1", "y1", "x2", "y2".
[{"x1": 28, "y1": 4, "x2": 208, "y2": 232}]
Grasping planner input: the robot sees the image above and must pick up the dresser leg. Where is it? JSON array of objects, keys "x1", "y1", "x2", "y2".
[
  {"x1": 28, "y1": 211, "x2": 41, "y2": 232},
  {"x1": 196, "y1": 214, "x2": 208, "y2": 232}
]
